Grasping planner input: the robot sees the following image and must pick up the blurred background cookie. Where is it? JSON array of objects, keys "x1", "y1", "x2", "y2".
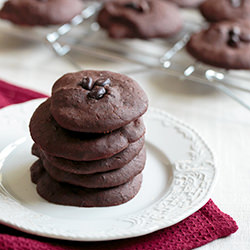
[
  {"x1": 0, "y1": 0, "x2": 84, "y2": 26},
  {"x1": 97, "y1": 0, "x2": 183, "y2": 39},
  {"x1": 200, "y1": 0, "x2": 250, "y2": 22},
  {"x1": 186, "y1": 20, "x2": 250, "y2": 69}
]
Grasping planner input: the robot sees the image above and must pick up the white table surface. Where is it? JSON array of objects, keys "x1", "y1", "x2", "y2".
[{"x1": 0, "y1": 5, "x2": 250, "y2": 250}]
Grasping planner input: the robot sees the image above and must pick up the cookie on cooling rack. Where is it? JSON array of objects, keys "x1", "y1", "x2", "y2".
[
  {"x1": 168, "y1": 0, "x2": 204, "y2": 8},
  {"x1": 97, "y1": 0, "x2": 183, "y2": 39},
  {"x1": 200, "y1": 0, "x2": 250, "y2": 22},
  {"x1": 186, "y1": 20, "x2": 250, "y2": 69},
  {"x1": 0, "y1": 0, "x2": 84, "y2": 26}
]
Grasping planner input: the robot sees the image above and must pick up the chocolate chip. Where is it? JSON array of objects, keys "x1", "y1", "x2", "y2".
[
  {"x1": 230, "y1": 0, "x2": 242, "y2": 8},
  {"x1": 124, "y1": 2, "x2": 142, "y2": 11},
  {"x1": 228, "y1": 26, "x2": 240, "y2": 36},
  {"x1": 88, "y1": 87, "x2": 106, "y2": 100},
  {"x1": 123, "y1": 2, "x2": 149, "y2": 12},
  {"x1": 239, "y1": 33, "x2": 250, "y2": 42},
  {"x1": 227, "y1": 27, "x2": 241, "y2": 48},
  {"x1": 140, "y1": 1, "x2": 150, "y2": 12},
  {"x1": 79, "y1": 77, "x2": 94, "y2": 90},
  {"x1": 95, "y1": 78, "x2": 111, "y2": 87},
  {"x1": 228, "y1": 34, "x2": 240, "y2": 48}
]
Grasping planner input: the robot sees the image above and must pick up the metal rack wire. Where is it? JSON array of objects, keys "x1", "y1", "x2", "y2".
[{"x1": 45, "y1": 2, "x2": 250, "y2": 111}]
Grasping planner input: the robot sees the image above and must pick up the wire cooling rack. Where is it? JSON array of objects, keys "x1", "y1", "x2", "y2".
[
  {"x1": 0, "y1": 0, "x2": 249, "y2": 110},
  {"x1": 44, "y1": 2, "x2": 250, "y2": 111}
]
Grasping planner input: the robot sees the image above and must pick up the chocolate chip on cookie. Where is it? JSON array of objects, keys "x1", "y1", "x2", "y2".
[{"x1": 230, "y1": 0, "x2": 242, "y2": 8}]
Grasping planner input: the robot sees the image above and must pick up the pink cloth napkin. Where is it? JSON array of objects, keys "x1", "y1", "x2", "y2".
[{"x1": 0, "y1": 79, "x2": 238, "y2": 250}]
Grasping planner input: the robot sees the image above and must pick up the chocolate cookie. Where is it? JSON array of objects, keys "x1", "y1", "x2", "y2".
[
  {"x1": 33, "y1": 136, "x2": 145, "y2": 174},
  {"x1": 200, "y1": 0, "x2": 250, "y2": 22},
  {"x1": 50, "y1": 70, "x2": 148, "y2": 133},
  {"x1": 186, "y1": 20, "x2": 250, "y2": 69},
  {"x1": 97, "y1": 0, "x2": 183, "y2": 39},
  {"x1": 40, "y1": 146, "x2": 146, "y2": 188},
  {"x1": 32, "y1": 143, "x2": 40, "y2": 158},
  {"x1": 29, "y1": 99, "x2": 145, "y2": 161},
  {"x1": 31, "y1": 160, "x2": 143, "y2": 207},
  {"x1": 0, "y1": 0, "x2": 84, "y2": 26},
  {"x1": 169, "y1": 0, "x2": 204, "y2": 8}
]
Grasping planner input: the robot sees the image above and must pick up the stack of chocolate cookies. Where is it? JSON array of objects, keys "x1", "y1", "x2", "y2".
[{"x1": 29, "y1": 70, "x2": 148, "y2": 207}]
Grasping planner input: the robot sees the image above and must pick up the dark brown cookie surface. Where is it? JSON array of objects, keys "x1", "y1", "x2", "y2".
[
  {"x1": 33, "y1": 136, "x2": 145, "y2": 174},
  {"x1": 186, "y1": 20, "x2": 250, "y2": 69},
  {"x1": 50, "y1": 70, "x2": 148, "y2": 133},
  {"x1": 200, "y1": 0, "x2": 250, "y2": 22},
  {"x1": 31, "y1": 160, "x2": 143, "y2": 207},
  {"x1": 40, "y1": 146, "x2": 146, "y2": 188},
  {"x1": 97, "y1": 0, "x2": 183, "y2": 39},
  {"x1": 29, "y1": 99, "x2": 145, "y2": 161},
  {"x1": 0, "y1": 0, "x2": 84, "y2": 26},
  {"x1": 169, "y1": 0, "x2": 204, "y2": 8}
]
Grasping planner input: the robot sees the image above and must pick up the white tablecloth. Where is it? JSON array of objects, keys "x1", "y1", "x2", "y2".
[{"x1": 0, "y1": 11, "x2": 250, "y2": 250}]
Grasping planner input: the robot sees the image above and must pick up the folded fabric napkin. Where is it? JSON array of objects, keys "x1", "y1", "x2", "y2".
[
  {"x1": 0, "y1": 79, "x2": 238, "y2": 250},
  {"x1": 0, "y1": 79, "x2": 47, "y2": 108}
]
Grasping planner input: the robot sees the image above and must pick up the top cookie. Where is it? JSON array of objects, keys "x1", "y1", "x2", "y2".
[
  {"x1": 169, "y1": 0, "x2": 204, "y2": 8},
  {"x1": 50, "y1": 70, "x2": 148, "y2": 133},
  {"x1": 200, "y1": 0, "x2": 250, "y2": 22},
  {"x1": 186, "y1": 20, "x2": 250, "y2": 69},
  {"x1": 0, "y1": 0, "x2": 84, "y2": 26},
  {"x1": 97, "y1": 0, "x2": 183, "y2": 39}
]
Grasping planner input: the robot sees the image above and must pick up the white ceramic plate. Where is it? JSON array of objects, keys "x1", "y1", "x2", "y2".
[{"x1": 0, "y1": 99, "x2": 216, "y2": 241}]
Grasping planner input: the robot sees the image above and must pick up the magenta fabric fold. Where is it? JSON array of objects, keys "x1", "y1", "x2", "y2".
[{"x1": 0, "y1": 79, "x2": 238, "y2": 250}]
